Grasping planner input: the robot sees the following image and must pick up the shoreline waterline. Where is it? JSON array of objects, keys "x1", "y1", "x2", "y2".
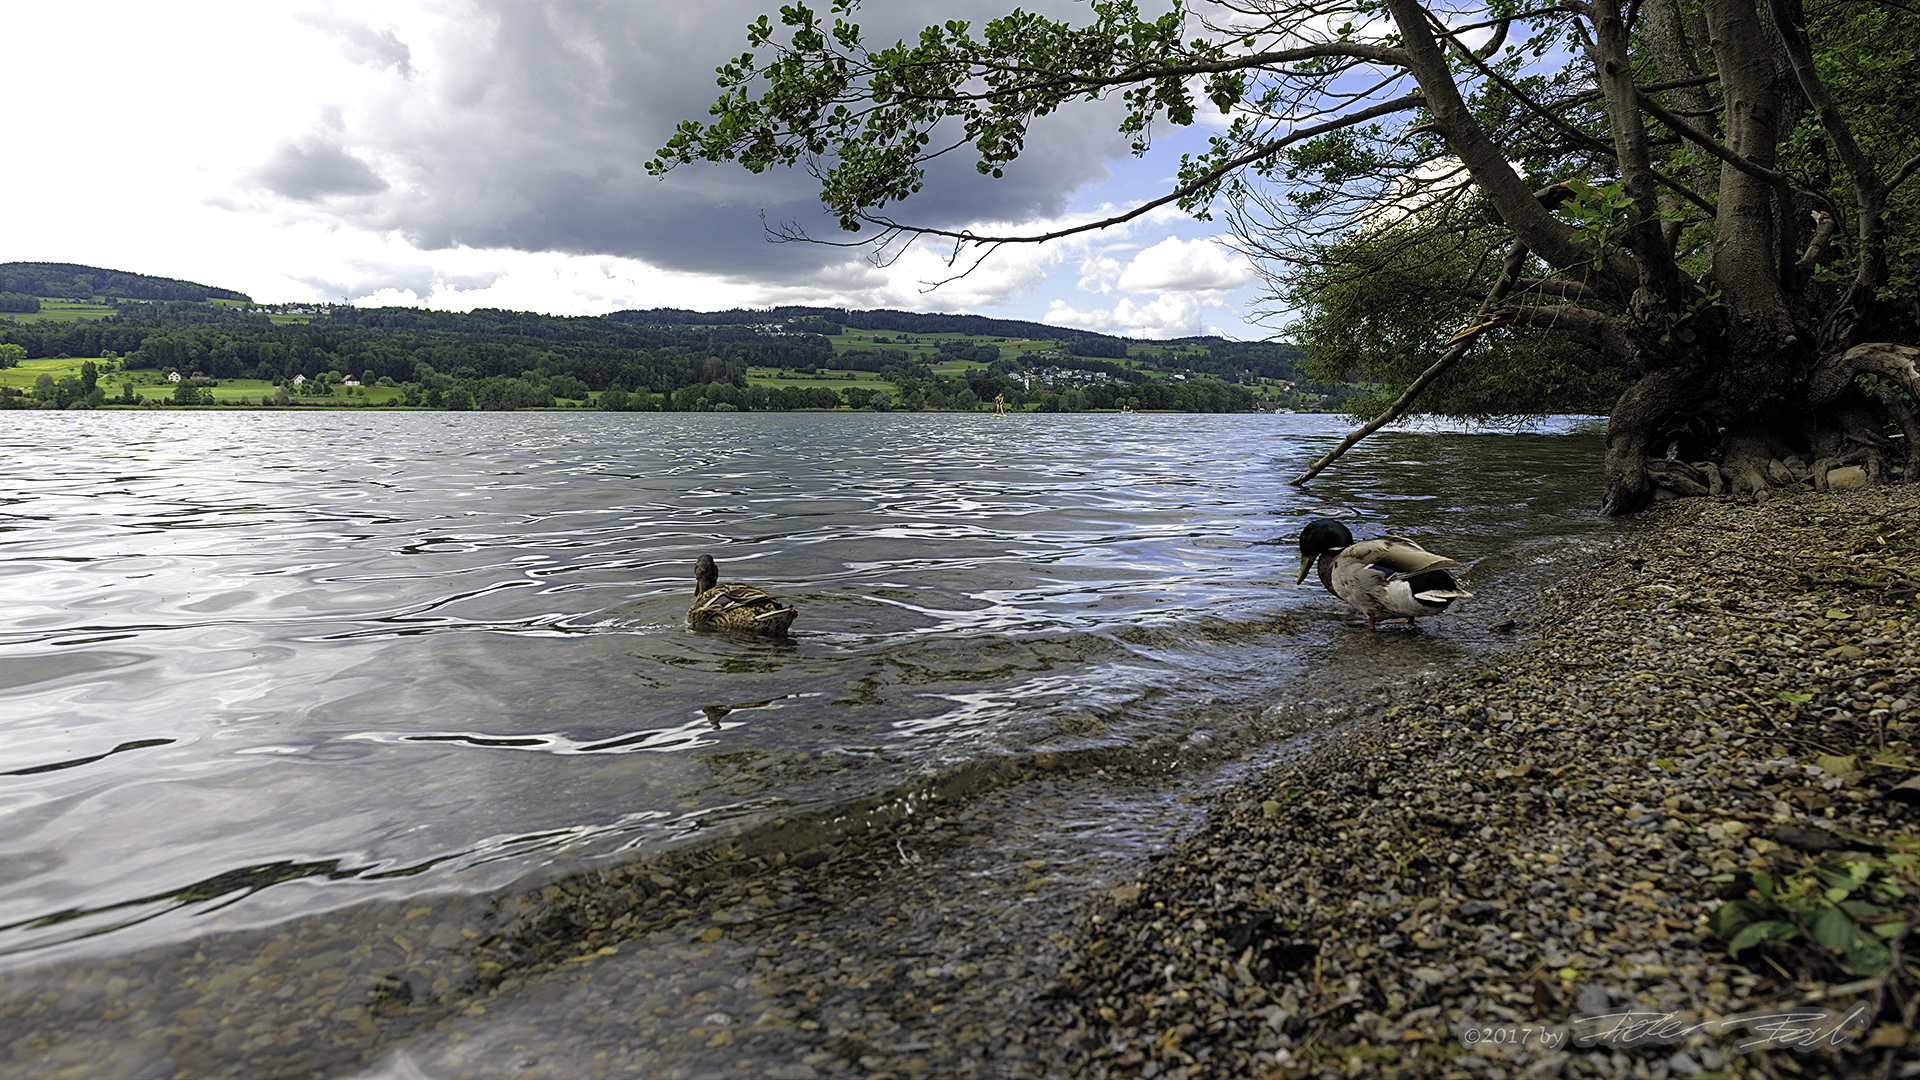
[
  {"x1": 0, "y1": 410, "x2": 1624, "y2": 1076},
  {"x1": 1, "y1": 495, "x2": 1626, "y2": 1078},
  {"x1": 1068, "y1": 485, "x2": 1920, "y2": 1078}
]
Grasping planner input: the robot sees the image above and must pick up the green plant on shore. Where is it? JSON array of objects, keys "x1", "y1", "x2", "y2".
[{"x1": 1708, "y1": 847, "x2": 1920, "y2": 976}]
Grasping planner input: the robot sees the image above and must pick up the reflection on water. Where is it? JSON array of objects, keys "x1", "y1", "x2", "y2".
[{"x1": 0, "y1": 410, "x2": 1605, "y2": 962}]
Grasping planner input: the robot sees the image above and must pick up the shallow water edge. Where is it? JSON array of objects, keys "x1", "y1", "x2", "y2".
[{"x1": 0, "y1": 520, "x2": 1637, "y2": 1079}]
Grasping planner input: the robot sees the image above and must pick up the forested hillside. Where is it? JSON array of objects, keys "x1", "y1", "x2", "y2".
[
  {"x1": 0, "y1": 268, "x2": 1321, "y2": 413},
  {"x1": 0, "y1": 263, "x2": 249, "y2": 303}
]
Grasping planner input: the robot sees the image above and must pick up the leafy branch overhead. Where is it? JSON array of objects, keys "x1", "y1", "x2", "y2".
[
  {"x1": 660, "y1": 1, "x2": 1920, "y2": 519},
  {"x1": 649, "y1": 0, "x2": 1414, "y2": 244}
]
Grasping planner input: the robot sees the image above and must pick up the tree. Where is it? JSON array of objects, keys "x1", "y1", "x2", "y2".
[
  {"x1": 654, "y1": 0, "x2": 1920, "y2": 514},
  {"x1": 1287, "y1": 220, "x2": 1628, "y2": 420}
]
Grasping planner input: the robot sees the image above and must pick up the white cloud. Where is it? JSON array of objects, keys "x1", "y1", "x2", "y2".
[
  {"x1": 1116, "y1": 235, "x2": 1254, "y2": 292},
  {"x1": 1043, "y1": 293, "x2": 1226, "y2": 340},
  {"x1": 1, "y1": 0, "x2": 1270, "y2": 337}
]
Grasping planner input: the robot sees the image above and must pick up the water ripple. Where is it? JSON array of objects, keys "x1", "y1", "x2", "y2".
[{"x1": 0, "y1": 410, "x2": 1603, "y2": 958}]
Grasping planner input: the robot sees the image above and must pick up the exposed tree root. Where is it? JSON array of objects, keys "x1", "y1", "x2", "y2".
[{"x1": 1605, "y1": 342, "x2": 1920, "y2": 514}]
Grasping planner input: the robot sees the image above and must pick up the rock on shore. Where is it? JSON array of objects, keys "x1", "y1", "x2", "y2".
[{"x1": 1063, "y1": 486, "x2": 1920, "y2": 1079}]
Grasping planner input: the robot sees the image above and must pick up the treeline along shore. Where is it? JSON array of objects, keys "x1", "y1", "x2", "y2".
[{"x1": 0, "y1": 274, "x2": 1340, "y2": 414}]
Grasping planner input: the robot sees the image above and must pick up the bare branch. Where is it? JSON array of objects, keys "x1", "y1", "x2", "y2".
[
  {"x1": 1794, "y1": 210, "x2": 1839, "y2": 272},
  {"x1": 1886, "y1": 152, "x2": 1920, "y2": 197},
  {"x1": 1501, "y1": 303, "x2": 1637, "y2": 355},
  {"x1": 1511, "y1": 277, "x2": 1602, "y2": 299}
]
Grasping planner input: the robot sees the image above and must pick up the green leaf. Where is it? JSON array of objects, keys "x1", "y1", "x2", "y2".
[
  {"x1": 1812, "y1": 905, "x2": 1860, "y2": 949},
  {"x1": 1727, "y1": 920, "x2": 1799, "y2": 955},
  {"x1": 1845, "y1": 939, "x2": 1893, "y2": 976},
  {"x1": 1708, "y1": 900, "x2": 1762, "y2": 937},
  {"x1": 1777, "y1": 691, "x2": 1814, "y2": 704},
  {"x1": 1814, "y1": 863, "x2": 1858, "y2": 890}
]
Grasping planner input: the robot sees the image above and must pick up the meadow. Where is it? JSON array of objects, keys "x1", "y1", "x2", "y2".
[
  {"x1": 1, "y1": 358, "x2": 413, "y2": 406},
  {"x1": 4, "y1": 298, "x2": 118, "y2": 323}
]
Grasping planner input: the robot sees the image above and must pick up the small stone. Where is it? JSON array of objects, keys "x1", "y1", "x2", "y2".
[{"x1": 1826, "y1": 466, "x2": 1868, "y2": 489}]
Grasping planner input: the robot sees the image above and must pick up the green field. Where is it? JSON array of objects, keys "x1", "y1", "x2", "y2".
[
  {"x1": 1, "y1": 358, "x2": 417, "y2": 406},
  {"x1": 2, "y1": 298, "x2": 118, "y2": 323},
  {"x1": 0, "y1": 356, "x2": 120, "y2": 391},
  {"x1": 743, "y1": 366, "x2": 900, "y2": 394},
  {"x1": 2, "y1": 296, "x2": 313, "y2": 327},
  {"x1": 829, "y1": 330, "x2": 1065, "y2": 362}
]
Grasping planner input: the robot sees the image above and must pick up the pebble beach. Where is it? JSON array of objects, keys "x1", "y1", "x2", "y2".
[{"x1": 1063, "y1": 485, "x2": 1920, "y2": 1079}]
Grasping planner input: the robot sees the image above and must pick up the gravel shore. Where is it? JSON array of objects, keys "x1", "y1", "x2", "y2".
[{"x1": 1063, "y1": 485, "x2": 1920, "y2": 1079}]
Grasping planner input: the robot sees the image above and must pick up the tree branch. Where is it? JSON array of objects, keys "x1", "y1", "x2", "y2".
[
  {"x1": 1290, "y1": 240, "x2": 1531, "y2": 486},
  {"x1": 1632, "y1": 89, "x2": 1795, "y2": 193},
  {"x1": 774, "y1": 93, "x2": 1428, "y2": 256},
  {"x1": 1387, "y1": 0, "x2": 1606, "y2": 285},
  {"x1": 1512, "y1": 277, "x2": 1602, "y2": 299},
  {"x1": 1500, "y1": 303, "x2": 1639, "y2": 356}
]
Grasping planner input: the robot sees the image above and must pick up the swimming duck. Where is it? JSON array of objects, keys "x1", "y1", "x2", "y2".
[
  {"x1": 1294, "y1": 518, "x2": 1472, "y2": 631},
  {"x1": 688, "y1": 554, "x2": 798, "y2": 635}
]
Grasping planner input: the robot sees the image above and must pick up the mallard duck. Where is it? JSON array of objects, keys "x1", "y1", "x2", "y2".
[
  {"x1": 688, "y1": 554, "x2": 798, "y2": 635},
  {"x1": 1294, "y1": 518, "x2": 1472, "y2": 631}
]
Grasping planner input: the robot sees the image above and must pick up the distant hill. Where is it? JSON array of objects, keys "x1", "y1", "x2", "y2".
[
  {"x1": 0, "y1": 263, "x2": 250, "y2": 304},
  {"x1": 610, "y1": 305, "x2": 1116, "y2": 344}
]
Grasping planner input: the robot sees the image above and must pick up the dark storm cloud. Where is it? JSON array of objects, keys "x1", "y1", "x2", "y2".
[
  {"x1": 271, "y1": 1, "x2": 1132, "y2": 280},
  {"x1": 254, "y1": 141, "x2": 390, "y2": 202}
]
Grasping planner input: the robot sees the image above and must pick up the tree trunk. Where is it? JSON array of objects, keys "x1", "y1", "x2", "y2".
[{"x1": 1603, "y1": 343, "x2": 1920, "y2": 514}]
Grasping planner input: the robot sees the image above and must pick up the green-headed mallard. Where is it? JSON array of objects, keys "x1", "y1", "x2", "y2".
[
  {"x1": 688, "y1": 554, "x2": 798, "y2": 635},
  {"x1": 1295, "y1": 518, "x2": 1472, "y2": 631}
]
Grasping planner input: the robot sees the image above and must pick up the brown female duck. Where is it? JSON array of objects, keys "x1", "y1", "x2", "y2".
[{"x1": 687, "y1": 554, "x2": 798, "y2": 635}]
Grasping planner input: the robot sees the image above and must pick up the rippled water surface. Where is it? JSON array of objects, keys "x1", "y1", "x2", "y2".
[{"x1": 0, "y1": 410, "x2": 1606, "y2": 962}]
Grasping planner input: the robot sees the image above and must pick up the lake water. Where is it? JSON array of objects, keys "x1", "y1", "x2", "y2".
[{"x1": 0, "y1": 409, "x2": 1610, "y2": 1072}]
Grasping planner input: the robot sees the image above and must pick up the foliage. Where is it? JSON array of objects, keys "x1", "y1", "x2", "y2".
[
  {"x1": 0, "y1": 262, "x2": 249, "y2": 303},
  {"x1": 649, "y1": 1, "x2": 1223, "y2": 230},
  {"x1": 611, "y1": 305, "x2": 1113, "y2": 342},
  {"x1": 1288, "y1": 222, "x2": 1627, "y2": 420},
  {"x1": 1708, "y1": 849, "x2": 1920, "y2": 978},
  {"x1": 0, "y1": 291, "x2": 1283, "y2": 413},
  {"x1": 657, "y1": 0, "x2": 1920, "y2": 513}
]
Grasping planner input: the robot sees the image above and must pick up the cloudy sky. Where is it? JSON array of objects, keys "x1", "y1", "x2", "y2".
[{"x1": 5, "y1": 1, "x2": 1272, "y2": 339}]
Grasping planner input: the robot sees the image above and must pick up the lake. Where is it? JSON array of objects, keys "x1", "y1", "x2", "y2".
[{"x1": 0, "y1": 409, "x2": 1611, "y2": 1074}]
